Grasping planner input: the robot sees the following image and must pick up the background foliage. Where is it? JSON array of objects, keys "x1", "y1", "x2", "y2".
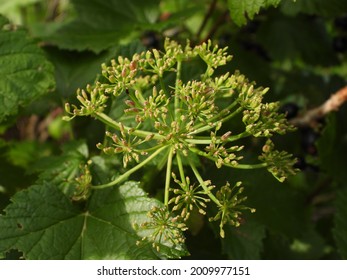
[{"x1": 0, "y1": 0, "x2": 347, "y2": 259}]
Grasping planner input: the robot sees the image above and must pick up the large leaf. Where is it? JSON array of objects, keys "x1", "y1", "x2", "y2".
[
  {"x1": 227, "y1": 0, "x2": 281, "y2": 26},
  {"x1": 0, "y1": 181, "x2": 186, "y2": 259},
  {"x1": 257, "y1": 14, "x2": 337, "y2": 66},
  {"x1": 0, "y1": 15, "x2": 55, "y2": 122},
  {"x1": 240, "y1": 170, "x2": 308, "y2": 238},
  {"x1": 45, "y1": 0, "x2": 160, "y2": 53},
  {"x1": 333, "y1": 187, "x2": 347, "y2": 259}
]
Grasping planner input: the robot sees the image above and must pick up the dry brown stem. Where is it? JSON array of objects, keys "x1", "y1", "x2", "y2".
[{"x1": 291, "y1": 85, "x2": 347, "y2": 127}]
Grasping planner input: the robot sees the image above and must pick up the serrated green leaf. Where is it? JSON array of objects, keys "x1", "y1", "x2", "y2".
[
  {"x1": 333, "y1": 187, "x2": 347, "y2": 259},
  {"x1": 46, "y1": 0, "x2": 160, "y2": 53},
  {"x1": 227, "y1": 0, "x2": 281, "y2": 26},
  {"x1": 0, "y1": 15, "x2": 55, "y2": 122},
  {"x1": 0, "y1": 181, "x2": 185, "y2": 259},
  {"x1": 257, "y1": 14, "x2": 337, "y2": 66}
]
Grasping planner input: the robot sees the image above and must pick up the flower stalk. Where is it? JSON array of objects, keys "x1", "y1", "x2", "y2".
[{"x1": 65, "y1": 38, "x2": 297, "y2": 240}]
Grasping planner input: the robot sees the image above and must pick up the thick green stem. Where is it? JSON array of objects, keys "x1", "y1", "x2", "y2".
[
  {"x1": 94, "y1": 112, "x2": 164, "y2": 141},
  {"x1": 164, "y1": 147, "x2": 175, "y2": 206},
  {"x1": 176, "y1": 151, "x2": 187, "y2": 188},
  {"x1": 188, "y1": 106, "x2": 243, "y2": 136},
  {"x1": 174, "y1": 60, "x2": 182, "y2": 121},
  {"x1": 189, "y1": 146, "x2": 268, "y2": 169},
  {"x1": 185, "y1": 131, "x2": 251, "y2": 145},
  {"x1": 189, "y1": 158, "x2": 221, "y2": 206},
  {"x1": 229, "y1": 162, "x2": 268, "y2": 169},
  {"x1": 92, "y1": 145, "x2": 169, "y2": 189}
]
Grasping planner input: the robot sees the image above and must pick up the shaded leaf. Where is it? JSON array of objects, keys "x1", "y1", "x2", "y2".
[
  {"x1": 317, "y1": 113, "x2": 347, "y2": 184},
  {"x1": 45, "y1": 36, "x2": 145, "y2": 102},
  {"x1": 0, "y1": 15, "x2": 55, "y2": 122},
  {"x1": 45, "y1": 0, "x2": 160, "y2": 53},
  {"x1": 243, "y1": 170, "x2": 309, "y2": 238},
  {"x1": 45, "y1": 48, "x2": 115, "y2": 99},
  {"x1": 262, "y1": 226, "x2": 327, "y2": 259},
  {"x1": 257, "y1": 14, "x2": 337, "y2": 66},
  {"x1": 281, "y1": 0, "x2": 347, "y2": 17},
  {"x1": 219, "y1": 218, "x2": 266, "y2": 259}
]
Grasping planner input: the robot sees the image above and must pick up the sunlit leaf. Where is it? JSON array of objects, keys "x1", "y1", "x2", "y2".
[{"x1": 0, "y1": 181, "x2": 186, "y2": 259}]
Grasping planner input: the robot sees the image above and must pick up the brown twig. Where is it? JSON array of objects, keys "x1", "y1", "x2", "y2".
[
  {"x1": 196, "y1": 0, "x2": 217, "y2": 40},
  {"x1": 201, "y1": 11, "x2": 229, "y2": 43},
  {"x1": 290, "y1": 85, "x2": 347, "y2": 127}
]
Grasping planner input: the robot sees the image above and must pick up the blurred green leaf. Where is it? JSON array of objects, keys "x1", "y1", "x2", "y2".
[
  {"x1": 281, "y1": 0, "x2": 347, "y2": 17},
  {"x1": 317, "y1": 113, "x2": 347, "y2": 184},
  {"x1": 5, "y1": 141, "x2": 52, "y2": 169},
  {"x1": 243, "y1": 171, "x2": 309, "y2": 237},
  {"x1": 219, "y1": 218, "x2": 266, "y2": 259},
  {"x1": 0, "y1": 14, "x2": 55, "y2": 122},
  {"x1": 45, "y1": 0, "x2": 160, "y2": 53},
  {"x1": 45, "y1": 38, "x2": 145, "y2": 100},
  {"x1": 45, "y1": 48, "x2": 113, "y2": 99},
  {"x1": 257, "y1": 14, "x2": 337, "y2": 66}
]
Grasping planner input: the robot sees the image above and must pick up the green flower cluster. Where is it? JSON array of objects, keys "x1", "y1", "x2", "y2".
[{"x1": 64, "y1": 38, "x2": 297, "y2": 250}]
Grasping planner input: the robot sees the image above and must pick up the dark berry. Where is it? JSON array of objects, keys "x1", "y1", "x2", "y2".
[
  {"x1": 300, "y1": 128, "x2": 320, "y2": 155},
  {"x1": 279, "y1": 102, "x2": 299, "y2": 119},
  {"x1": 334, "y1": 16, "x2": 347, "y2": 31},
  {"x1": 241, "y1": 41, "x2": 271, "y2": 61},
  {"x1": 333, "y1": 36, "x2": 347, "y2": 53},
  {"x1": 243, "y1": 20, "x2": 260, "y2": 34},
  {"x1": 142, "y1": 32, "x2": 160, "y2": 49},
  {"x1": 294, "y1": 156, "x2": 320, "y2": 172},
  {"x1": 218, "y1": 34, "x2": 232, "y2": 47},
  {"x1": 293, "y1": 156, "x2": 307, "y2": 170}
]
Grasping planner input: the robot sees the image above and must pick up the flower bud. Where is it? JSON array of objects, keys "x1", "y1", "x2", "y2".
[
  {"x1": 221, "y1": 131, "x2": 232, "y2": 141},
  {"x1": 129, "y1": 60, "x2": 137, "y2": 71},
  {"x1": 64, "y1": 103, "x2": 71, "y2": 113}
]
